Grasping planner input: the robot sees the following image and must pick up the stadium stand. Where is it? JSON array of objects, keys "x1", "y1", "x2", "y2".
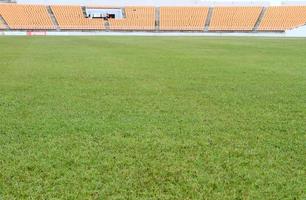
[
  {"x1": 51, "y1": 5, "x2": 105, "y2": 30},
  {"x1": 160, "y1": 7, "x2": 209, "y2": 31},
  {"x1": 259, "y1": 6, "x2": 306, "y2": 31},
  {"x1": 0, "y1": 4, "x2": 54, "y2": 29},
  {"x1": 108, "y1": 7, "x2": 155, "y2": 30},
  {"x1": 209, "y1": 7, "x2": 262, "y2": 31},
  {"x1": 1, "y1": 4, "x2": 306, "y2": 32}
]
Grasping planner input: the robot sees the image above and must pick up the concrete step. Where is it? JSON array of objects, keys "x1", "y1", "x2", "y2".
[
  {"x1": 47, "y1": 6, "x2": 60, "y2": 31},
  {"x1": 155, "y1": 7, "x2": 160, "y2": 31},
  {"x1": 104, "y1": 20, "x2": 110, "y2": 31},
  {"x1": 253, "y1": 7, "x2": 267, "y2": 32},
  {"x1": 0, "y1": 15, "x2": 9, "y2": 29},
  {"x1": 122, "y1": 8, "x2": 126, "y2": 18},
  {"x1": 81, "y1": 6, "x2": 87, "y2": 18},
  {"x1": 204, "y1": 7, "x2": 213, "y2": 32}
]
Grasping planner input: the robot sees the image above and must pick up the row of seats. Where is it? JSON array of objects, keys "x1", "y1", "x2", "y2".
[{"x1": 1, "y1": 4, "x2": 306, "y2": 31}]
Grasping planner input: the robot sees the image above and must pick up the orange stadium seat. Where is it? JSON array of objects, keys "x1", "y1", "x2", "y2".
[
  {"x1": 160, "y1": 7, "x2": 209, "y2": 31},
  {"x1": 0, "y1": 4, "x2": 55, "y2": 29},
  {"x1": 51, "y1": 5, "x2": 105, "y2": 30},
  {"x1": 108, "y1": 7, "x2": 155, "y2": 30},
  {"x1": 209, "y1": 7, "x2": 262, "y2": 31},
  {"x1": 259, "y1": 6, "x2": 306, "y2": 31}
]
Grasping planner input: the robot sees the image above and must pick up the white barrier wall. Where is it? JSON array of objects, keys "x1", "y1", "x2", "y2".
[
  {"x1": 0, "y1": 26, "x2": 305, "y2": 37},
  {"x1": 0, "y1": 31, "x2": 289, "y2": 37},
  {"x1": 286, "y1": 25, "x2": 306, "y2": 37}
]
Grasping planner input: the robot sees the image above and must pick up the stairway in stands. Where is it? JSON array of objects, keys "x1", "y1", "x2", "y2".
[
  {"x1": 104, "y1": 20, "x2": 110, "y2": 31},
  {"x1": 253, "y1": 7, "x2": 267, "y2": 31},
  {"x1": 47, "y1": 6, "x2": 60, "y2": 31},
  {"x1": 81, "y1": 6, "x2": 87, "y2": 17},
  {"x1": 155, "y1": 7, "x2": 160, "y2": 31},
  {"x1": 0, "y1": 15, "x2": 9, "y2": 30},
  {"x1": 122, "y1": 7, "x2": 127, "y2": 18},
  {"x1": 204, "y1": 7, "x2": 213, "y2": 32}
]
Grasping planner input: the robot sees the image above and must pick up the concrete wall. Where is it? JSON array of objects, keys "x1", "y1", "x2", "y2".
[
  {"x1": 0, "y1": 31, "x2": 291, "y2": 37},
  {"x1": 1, "y1": 25, "x2": 305, "y2": 37},
  {"x1": 286, "y1": 25, "x2": 306, "y2": 37}
]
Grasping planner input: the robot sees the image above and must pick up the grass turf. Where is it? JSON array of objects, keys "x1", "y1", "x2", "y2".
[{"x1": 0, "y1": 36, "x2": 305, "y2": 199}]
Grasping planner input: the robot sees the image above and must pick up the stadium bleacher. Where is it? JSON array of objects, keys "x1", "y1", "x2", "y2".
[
  {"x1": 51, "y1": 5, "x2": 105, "y2": 30},
  {"x1": 108, "y1": 7, "x2": 155, "y2": 30},
  {"x1": 0, "y1": 4, "x2": 54, "y2": 29},
  {"x1": 160, "y1": 7, "x2": 209, "y2": 31},
  {"x1": 1, "y1": 4, "x2": 306, "y2": 32},
  {"x1": 259, "y1": 6, "x2": 306, "y2": 31},
  {"x1": 209, "y1": 6, "x2": 262, "y2": 31}
]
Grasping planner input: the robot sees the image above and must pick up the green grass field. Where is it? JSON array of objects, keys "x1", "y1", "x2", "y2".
[{"x1": 0, "y1": 37, "x2": 305, "y2": 199}]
